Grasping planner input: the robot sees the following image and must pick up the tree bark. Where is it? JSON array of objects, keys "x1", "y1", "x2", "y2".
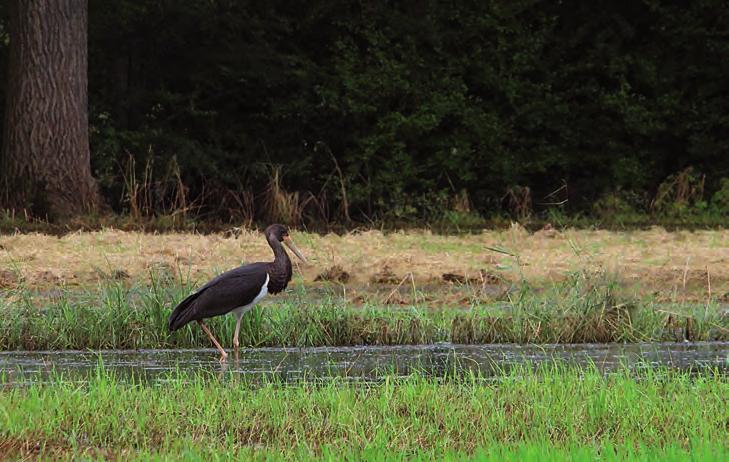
[{"x1": 1, "y1": 0, "x2": 99, "y2": 219}]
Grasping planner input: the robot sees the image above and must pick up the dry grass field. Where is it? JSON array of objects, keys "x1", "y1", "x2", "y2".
[{"x1": 2, "y1": 225, "x2": 729, "y2": 303}]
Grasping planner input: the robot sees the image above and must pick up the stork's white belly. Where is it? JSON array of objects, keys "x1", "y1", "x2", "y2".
[
  {"x1": 232, "y1": 273, "x2": 269, "y2": 318},
  {"x1": 250, "y1": 273, "x2": 270, "y2": 305}
]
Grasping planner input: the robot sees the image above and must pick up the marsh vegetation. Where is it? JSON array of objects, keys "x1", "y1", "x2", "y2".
[
  {"x1": 2, "y1": 273, "x2": 728, "y2": 351},
  {"x1": 1, "y1": 365, "x2": 727, "y2": 460},
  {"x1": 2, "y1": 228, "x2": 729, "y2": 460}
]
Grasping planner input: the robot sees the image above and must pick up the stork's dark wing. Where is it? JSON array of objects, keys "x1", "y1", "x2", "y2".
[
  {"x1": 168, "y1": 262, "x2": 268, "y2": 330},
  {"x1": 192, "y1": 262, "x2": 269, "y2": 316}
]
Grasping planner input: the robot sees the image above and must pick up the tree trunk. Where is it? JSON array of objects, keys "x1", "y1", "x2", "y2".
[{"x1": 1, "y1": 0, "x2": 99, "y2": 219}]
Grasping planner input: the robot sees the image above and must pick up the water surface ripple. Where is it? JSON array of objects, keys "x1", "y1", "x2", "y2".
[{"x1": 2, "y1": 342, "x2": 728, "y2": 384}]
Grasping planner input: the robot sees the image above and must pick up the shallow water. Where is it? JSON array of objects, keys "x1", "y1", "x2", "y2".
[{"x1": 2, "y1": 342, "x2": 728, "y2": 384}]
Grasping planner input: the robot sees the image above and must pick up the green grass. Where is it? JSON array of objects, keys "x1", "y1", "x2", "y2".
[
  {"x1": 1, "y1": 366, "x2": 727, "y2": 460},
  {"x1": 2, "y1": 270, "x2": 728, "y2": 350},
  {"x1": 4, "y1": 443, "x2": 726, "y2": 461}
]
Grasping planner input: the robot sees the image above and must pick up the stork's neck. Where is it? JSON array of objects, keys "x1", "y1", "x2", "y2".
[{"x1": 266, "y1": 235, "x2": 293, "y2": 294}]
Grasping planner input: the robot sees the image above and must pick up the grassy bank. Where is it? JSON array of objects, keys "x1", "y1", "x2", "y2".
[
  {"x1": 3, "y1": 440, "x2": 727, "y2": 462},
  {"x1": 3, "y1": 227, "x2": 729, "y2": 350},
  {"x1": 1, "y1": 366, "x2": 727, "y2": 460},
  {"x1": 2, "y1": 271, "x2": 728, "y2": 350}
]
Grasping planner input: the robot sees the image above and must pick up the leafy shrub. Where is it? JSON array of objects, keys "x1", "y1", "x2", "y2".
[{"x1": 710, "y1": 178, "x2": 729, "y2": 215}]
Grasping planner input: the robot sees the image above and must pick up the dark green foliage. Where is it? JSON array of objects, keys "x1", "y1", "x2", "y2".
[{"x1": 1, "y1": 1, "x2": 729, "y2": 223}]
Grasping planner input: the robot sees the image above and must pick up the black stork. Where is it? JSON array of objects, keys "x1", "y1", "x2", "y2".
[{"x1": 168, "y1": 224, "x2": 307, "y2": 362}]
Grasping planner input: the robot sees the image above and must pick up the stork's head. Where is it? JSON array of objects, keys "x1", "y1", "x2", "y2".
[
  {"x1": 265, "y1": 223, "x2": 289, "y2": 242},
  {"x1": 265, "y1": 224, "x2": 307, "y2": 263}
]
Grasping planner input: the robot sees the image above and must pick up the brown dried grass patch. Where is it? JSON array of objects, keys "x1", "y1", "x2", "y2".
[{"x1": 2, "y1": 226, "x2": 729, "y2": 301}]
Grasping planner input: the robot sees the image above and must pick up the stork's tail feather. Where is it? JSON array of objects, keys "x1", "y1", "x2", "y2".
[{"x1": 168, "y1": 292, "x2": 200, "y2": 332}]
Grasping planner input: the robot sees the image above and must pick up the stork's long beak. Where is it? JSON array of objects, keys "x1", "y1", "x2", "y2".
[{"x1": 283, "y1": 236, "x2": 308, "y2": 264}]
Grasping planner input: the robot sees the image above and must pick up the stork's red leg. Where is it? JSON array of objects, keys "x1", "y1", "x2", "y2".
[{"x1": 197, "y1": 320, "x2": 228, "y2": 363}]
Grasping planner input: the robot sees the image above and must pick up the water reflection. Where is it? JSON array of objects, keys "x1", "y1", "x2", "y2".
[{"x1": 1, "y1": 342, "x2": 728, "y2": 385}]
